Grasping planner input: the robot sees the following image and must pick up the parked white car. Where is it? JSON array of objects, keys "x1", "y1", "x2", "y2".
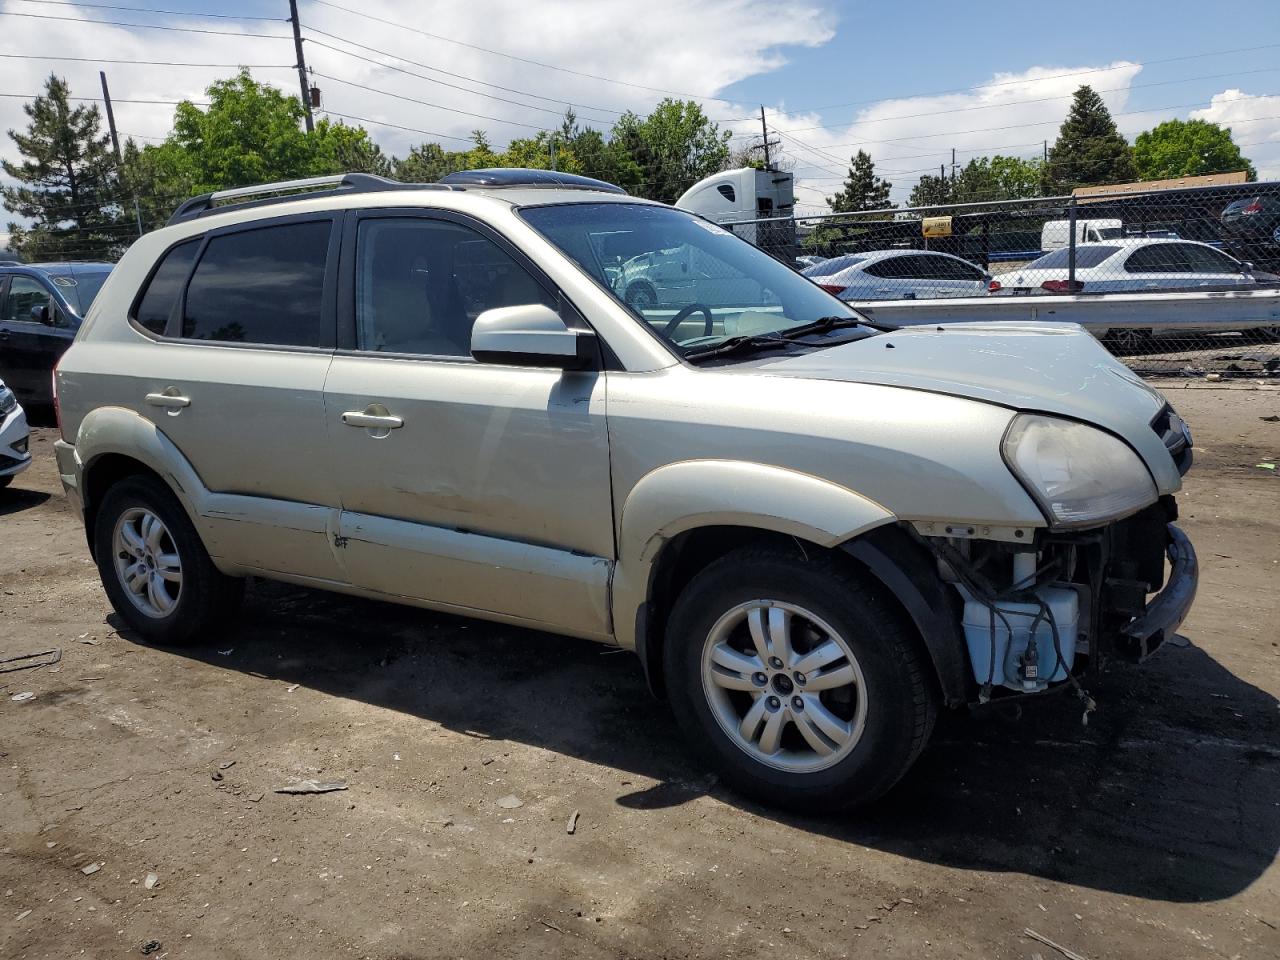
[
  {"x1": 802, "y1": 250, "x2": 991, "y2": 301},
  {"x1": 0, "y1": 377, "x2": 32, "y2": 490},
  {"x1": 991, "y1": 239, "x2": 1266, "y2": 295}
]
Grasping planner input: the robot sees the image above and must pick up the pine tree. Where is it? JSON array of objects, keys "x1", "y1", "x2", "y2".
[
  {"x1": 828, "y1": 150, "x2": 893, "y2": 212},
  {"x1": 1042, "y1": 85, "x2": 1135, "y2": 193},
  {"x1": 2, "y1": 74, "x2": 124, "y2": 261}
]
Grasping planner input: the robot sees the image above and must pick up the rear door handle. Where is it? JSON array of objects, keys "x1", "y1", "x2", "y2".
[{"x1": 145, "y1": 390, "x2": 190, "y2": 409}]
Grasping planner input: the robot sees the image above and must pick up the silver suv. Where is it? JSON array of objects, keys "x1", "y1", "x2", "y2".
[{"x1": 53, "y1": 170, "x2": 1198, "y2": 811}]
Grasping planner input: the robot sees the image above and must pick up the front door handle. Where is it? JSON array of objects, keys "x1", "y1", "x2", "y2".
[{"x1": 341, "y1": 404, "x2": 404, "y2": 437}]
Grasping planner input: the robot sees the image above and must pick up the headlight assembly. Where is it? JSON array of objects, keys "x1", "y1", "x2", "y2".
[
  {"x1": 0, "y1": 384, "x2": 15, "y2": 416},
  {"x1": 1002, "y1": 414, "x2": 1156, "y2": 528}
]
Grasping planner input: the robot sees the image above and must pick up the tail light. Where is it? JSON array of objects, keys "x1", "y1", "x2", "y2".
[
  {"x1": 1040, "y1": 279, "x2": 1085, "y2": 293},
  {"x1": 1242, "y1": 201, "x2": 1263, "y2": 215},
  {"x1": 988, "y1": 279, "x2": 1002, "y2": 292},
  {"x1": 818, "y1": 283, "x2": 845, "y2": 295}
]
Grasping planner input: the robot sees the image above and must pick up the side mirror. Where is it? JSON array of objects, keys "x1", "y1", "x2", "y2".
[
  {"x1": 471, "y1": 303, "x2": 597, "y2": 370},
  {"x1": 31, "y1": 304, "x2": 52, "y2": 325},
  {"x1": 1242, "y1": 261, "x2": 1255, "y2": 274}
]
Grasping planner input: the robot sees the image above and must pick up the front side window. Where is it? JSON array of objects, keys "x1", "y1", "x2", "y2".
[
  {"x1": 354, "y1": 217, "x2": 554, "y2": 356},
  {"x1": 521, "y1": 202, "x2": 865, "y2": 354},
  {"x1": 134, "y1": 240, "x2": 199, "y2": 335},
  {"x1": 1124, "y1": 244, "x2": 1190, "y2": 274},
  {"x1": 1180, "y1": 244, "x2": 1240, "y2": 273},
  {"x1": 182, "y1": 220, "x2": 330, "y2": 346},
  {"x1": 2, "y1": 276, "x2": 53, "y2": 323}
]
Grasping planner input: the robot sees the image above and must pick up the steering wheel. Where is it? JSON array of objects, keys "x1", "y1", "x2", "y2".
[{"x1": 662, "y1": 303, "x2": 714, "y2": 341}]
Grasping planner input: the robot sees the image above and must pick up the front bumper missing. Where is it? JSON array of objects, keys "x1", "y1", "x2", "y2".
[{"x1": 1119, "y1": 522, "x2": 1198, "y2": 660}]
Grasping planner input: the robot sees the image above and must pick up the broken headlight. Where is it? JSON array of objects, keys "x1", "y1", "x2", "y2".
[{"x1": 1002, "y1": 414, "x2": 1156, "y2": 528}]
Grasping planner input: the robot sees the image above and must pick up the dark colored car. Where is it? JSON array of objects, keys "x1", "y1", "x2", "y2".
[
  {"x1": 0, "y1": 262, "x2": 112, "y2": 411},
  {"x1": 1220, "y1": 195, "x2": 1280, "y2": 267}
]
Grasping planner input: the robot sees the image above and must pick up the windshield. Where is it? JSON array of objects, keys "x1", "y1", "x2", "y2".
[
  {"x1": 50, "y1": 270, "x2": 110, "y2": 315},
  {"x1": 519, "y1": 202, "x2": 865, "y2": 356},
  {"x1": 1025, "y1": 246, "x2": 1120, "y2": 270}
]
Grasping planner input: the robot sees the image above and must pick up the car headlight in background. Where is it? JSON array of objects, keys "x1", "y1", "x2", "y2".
[
  {"x1": 1002, "y1": 414, "x2": 1157, "y2": 528},
  {"x1": 0, "y1": 383, "x2": 15, "y2": 416}
]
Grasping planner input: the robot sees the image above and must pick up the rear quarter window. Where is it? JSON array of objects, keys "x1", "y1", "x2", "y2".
[{"x1": 133, "y1": 240, "x2": 199, "y2": 335}]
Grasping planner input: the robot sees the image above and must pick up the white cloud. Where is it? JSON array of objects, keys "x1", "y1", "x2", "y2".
[
  {"x1": 754, "y1": 62, "x2": 1146, "y2": 208},
  {"x1": 1191, "y1": 89, "x2": 1280, "y2": 180}
]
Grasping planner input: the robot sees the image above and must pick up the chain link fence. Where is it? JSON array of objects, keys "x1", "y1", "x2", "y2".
[{"x1": 722, "y1": 179, "x2": 1280, "y2": 378}]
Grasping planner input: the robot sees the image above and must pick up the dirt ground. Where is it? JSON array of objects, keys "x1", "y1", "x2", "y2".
[{"x1": 1, "y1": 382, "x2": 1277, "y2": 960}]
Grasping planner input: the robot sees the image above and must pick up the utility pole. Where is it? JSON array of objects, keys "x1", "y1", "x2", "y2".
[
  {"x1": 288, "y1": 0, "x2": 314, "y2": 132},
  {"x1": 759, "y1": 106, "x2": 770, "y2": 169},
  {"x1": 951, "y1": 146, "x2": 957, "y2": 181},
  {"x1": 100, "y1": 70, "x2": 143, "y2": 236},
  {"x1": 1043, "y1": 140, "x2": 1048, "y2": 162}
]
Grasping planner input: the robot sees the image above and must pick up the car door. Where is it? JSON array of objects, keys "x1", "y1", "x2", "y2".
[
  {"x1": 859, "y1": 255, "x2": 920, "y2": 299},
  {"x1": 0, "y1": 274, "x2": 70, "y2": 406},
  {"x1": 915, "y1": 253, "x2": 990, "y2": 298},
  {"x1": 1121, "y1": 243, "x2": 1196, "y2": 291},
  {"x1": 323, "y1": 209, "x2": 614, "y2": 639},
  {"x1": 1180, "y1": 243, "x2": 1255, "y2": 289},
  {"x1": 117, "y1": 215, "x2": 345, "y2": 581}
]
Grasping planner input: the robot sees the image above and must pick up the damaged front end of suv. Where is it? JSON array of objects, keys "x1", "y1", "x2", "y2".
[{"x1": 919, "y1": 406, "x2": 1196, "y2": 704}]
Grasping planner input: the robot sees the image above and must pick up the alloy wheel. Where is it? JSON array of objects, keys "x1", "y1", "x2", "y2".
[
  {"x1": 700, "y1": 600, "x2": 868, "y2": 773},
  {"x1": 112, "y1": 507, "x2": 183, "y2": 619}
]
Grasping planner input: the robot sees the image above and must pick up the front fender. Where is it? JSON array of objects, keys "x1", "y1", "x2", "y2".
[{"x1": 612, "y1": 459, "x2": 895, "y2": 650}]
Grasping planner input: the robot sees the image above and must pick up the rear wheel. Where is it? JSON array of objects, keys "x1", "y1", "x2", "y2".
[
  {"x1": 663, "y1": 548, "x2": 937, "y2": 812},
  {"x1": 93, "y1": 475, "x2": 243, "y2": 645}
]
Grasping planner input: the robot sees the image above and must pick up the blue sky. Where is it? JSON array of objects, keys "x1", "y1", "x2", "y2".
[{"x1": 2, "y1": 0, "x2": 1279, "y2": 222}]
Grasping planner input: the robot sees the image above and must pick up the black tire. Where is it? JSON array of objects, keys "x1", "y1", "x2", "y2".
[
  {"x1": 0, "y1": 475, "x2": 11, "y2": 490},
  {"x1": 93, "y1": 475, "x2": 244, "y2": 645},
  {"x1": 663, "y1": 547, "x2": 937, "y2": 813}
]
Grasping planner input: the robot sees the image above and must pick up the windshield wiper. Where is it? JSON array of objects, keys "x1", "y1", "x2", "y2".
[
  {"x1": 682, "y1": 335, "x2": 797, "y2": 363},
  {"x1": 781, "y1": 315, "x2": 898, "y2": 338}
]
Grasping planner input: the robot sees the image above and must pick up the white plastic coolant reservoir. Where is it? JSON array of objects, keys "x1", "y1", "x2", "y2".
[{"x1": 961, "y1": 586, "x2": 1079, "y2": 691}]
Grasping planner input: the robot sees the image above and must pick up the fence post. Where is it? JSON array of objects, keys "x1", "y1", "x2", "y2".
[{"x1": 1067, "y1": 196, "x2": 1077, "y2": 292}]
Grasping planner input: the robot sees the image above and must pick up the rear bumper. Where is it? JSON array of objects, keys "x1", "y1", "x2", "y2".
[
  {"x1": 1120, "y1": 522, "x2": 1198, "y2": 659},
  {"x1": 54, "y1": 438, "x2": 83, "y2": 514}
]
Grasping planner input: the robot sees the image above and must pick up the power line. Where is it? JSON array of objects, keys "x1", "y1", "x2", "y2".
[
  {"x1": 308, "y1": 0, "x2": 731, "y2": 104},
  {"x1": 769, "y1": 66, "x2": 1280, "y2": 136},
  {"x1": 763, "y1": 42, "x2": 1280, "y2": 120},
  {"x1": 0, "y1": 92, "x2": 205, "y2": 106},
  {"x1": 315, "y1": 108, "x2": 476, "y2": 144},
  {"x1": 302, "y1": 30, "x2": 624, "y2": 118},
  {"x1": 6, "y1": 0, "x2": 285, "y2": 20},
  {"x1": 0, "y1": 53, "x2": 294, "y2": 69},
  {"x1": 310, "y1": 72, "x2": 550, "y2": 131},
  {"x1": 0, "y1": 10, "x2": 291, "y2": 39}
]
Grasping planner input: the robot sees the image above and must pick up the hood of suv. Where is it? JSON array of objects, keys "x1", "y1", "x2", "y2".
[{"x1": 751, "y1": 321, "x2": 1180, "y2": 490}]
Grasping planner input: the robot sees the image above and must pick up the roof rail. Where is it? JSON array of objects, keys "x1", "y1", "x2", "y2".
[
  {"x1": 438, "y1": 168, "x2": 626, "y2": 193},
  {"x1": 166, "y1": 173, "x2": 457, "y2": 226}
]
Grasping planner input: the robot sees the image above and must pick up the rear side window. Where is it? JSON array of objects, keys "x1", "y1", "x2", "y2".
[
  {"x1": 182, "y1": 221, "x2": 330, "y2": 346},
  {"x1": 1027, "y1": 246, "x2": 1119, "y2": 270},
  {"x1": 134, "y1": 240, "x2": 199, "y2": 335}
]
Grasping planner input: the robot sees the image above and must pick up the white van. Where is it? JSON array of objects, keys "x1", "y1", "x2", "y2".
[{"x1": 1041, "y1": 218, "x2": 1123, "y2": 252}]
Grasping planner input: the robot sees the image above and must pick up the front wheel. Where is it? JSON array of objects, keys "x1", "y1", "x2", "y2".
[
  {"x1": 93, "y1": 475, "x2": 243, "y2": 645},
  {"x1": 663, "y1": 548, "x2": 937, "y2": 813}
]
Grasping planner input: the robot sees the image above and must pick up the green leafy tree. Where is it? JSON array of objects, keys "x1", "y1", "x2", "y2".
[
  {"x1": 1042, "y1": 85, "x2": 1135, "y2": 192},
  {"x1": 311, "y1": 119, "x2": 392, "y2": 176},
  {"x1": 828, "y1": 150, "x2": 893, "y2": 213},
  {"x1": 908, "y1": 170, "x2": 955, "y2": 208},
  {"x1": 1133, "y1": 118, "x2": 1257, "y2": 181},
  {"x1": 2, "y1": 74, "x2": 125, "y2": 260},
  {"x1": 393, "y1": 132, "x2": 500, "y2": 183},
  {"x1": 910, "y1": 155, "x2": 1043, "y2": 206},
  {"x1": 611, "y1": 99, "x2": 731, "y2": 202}
]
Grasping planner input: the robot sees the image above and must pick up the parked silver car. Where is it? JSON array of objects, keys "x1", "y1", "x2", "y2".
[
  {"x1": 53, "y1": 171, "x2": 1198, "y2": 811},
  {"x1": 802, "y1": 250, "x2": 992, "y2": 300}
]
